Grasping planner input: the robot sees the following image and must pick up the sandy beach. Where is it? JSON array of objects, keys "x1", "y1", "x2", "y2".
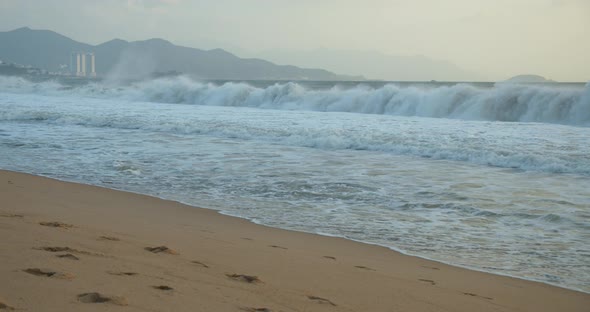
[{"x1": 0, "y1": 169, "x2": 588, "y2": 311}]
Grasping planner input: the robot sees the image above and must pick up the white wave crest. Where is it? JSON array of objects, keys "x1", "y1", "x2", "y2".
[{"x1": 0, "y1": 75, "x2": 588, "y2": 126}]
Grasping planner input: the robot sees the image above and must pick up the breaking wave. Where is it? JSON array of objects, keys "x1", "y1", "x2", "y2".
[
  {"x1": 1, "y1": 91, "x2": 589, "y2": 176},
  {"x1": 0, "y1": 76, "x2": 589, "y2": 126}
]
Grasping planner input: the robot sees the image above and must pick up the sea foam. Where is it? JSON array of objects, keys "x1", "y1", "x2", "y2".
[{"x1": 1, "y1": 91, "x2": 589, "y2": 176}]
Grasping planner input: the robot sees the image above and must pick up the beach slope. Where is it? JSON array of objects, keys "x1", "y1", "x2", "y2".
[{"x1": 0, "y1": 170, "x2": 588, "y2": 311}]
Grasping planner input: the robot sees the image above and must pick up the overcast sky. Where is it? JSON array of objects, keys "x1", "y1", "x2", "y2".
[{"x1": 1, "y1": 0, "x2": 588, "y2": 81}]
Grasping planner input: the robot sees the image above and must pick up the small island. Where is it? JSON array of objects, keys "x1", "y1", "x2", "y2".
[{"x1": 503, "y1": 74, "x2": 555, "y2": 83}]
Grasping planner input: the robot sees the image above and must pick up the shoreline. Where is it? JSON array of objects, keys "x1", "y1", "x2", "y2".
[
  {"x1": 219, "y1": 209, "x2": 590, "y2": 295},
  {"x1": 1, "y1": 169, "x2": 588, "y2": 311},
  {"x1": 11, "y1": 168, "x2": 588, "y2": 295},
  {"x1": 219, "y1": 208, "x2": 589, "y2": 295}
]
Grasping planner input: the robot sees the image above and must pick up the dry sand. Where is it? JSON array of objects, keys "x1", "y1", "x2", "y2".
[{"x1": 0, "y1": 169, "x2": 588, "y2": 311}]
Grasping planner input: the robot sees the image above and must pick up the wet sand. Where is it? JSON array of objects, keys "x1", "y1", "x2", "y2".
[{"x1": 0, "y1": 170, "x2": 588, "y2": 311}]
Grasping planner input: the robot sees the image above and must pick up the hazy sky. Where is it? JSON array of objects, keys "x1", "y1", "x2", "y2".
[{"x1": 1, "y1": 0, "x2": 588, "y2": 81}]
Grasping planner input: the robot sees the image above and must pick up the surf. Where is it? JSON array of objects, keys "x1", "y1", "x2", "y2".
[{"x1": 0, "y1": 75, "x2": 588, "y2": 126}]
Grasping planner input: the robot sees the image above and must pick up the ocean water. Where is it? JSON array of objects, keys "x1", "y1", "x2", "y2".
[{"x1": 0, "y1": 76, "x2": 589, "y2": 292}]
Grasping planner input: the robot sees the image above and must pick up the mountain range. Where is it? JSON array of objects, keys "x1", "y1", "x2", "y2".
[
  {"x1": 0, "y1": 27, "x2": 363, "y2": 81},
  {"x1": 252, "y1": 49, "x2": 483, "y2": 82}
]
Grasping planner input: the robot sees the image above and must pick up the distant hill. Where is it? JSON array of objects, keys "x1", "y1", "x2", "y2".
[
  {"x1": 0, "y1": 27, "x2": 363, "y2": 81},
  {"x1": 504, "y1": 74, "x2": 555, "y2": 83},
  {"x1": 254, "y1": 48, "x2": 483, "y2": 82}
]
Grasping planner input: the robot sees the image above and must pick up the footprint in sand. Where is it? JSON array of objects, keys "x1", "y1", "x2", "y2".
[
  {"x1": 241, "y1": 307, "x2": 271, "y2": 312},
  {"x1": 323, "y1": 256, "x2": 337, "y2": 260},
  {"x1": 463, "y1": 292, "x2": 493, "y2": 300},
  {"x1": 37, "y1": 246, "x2": 75, "y2": 253},
  {"x1": 107, "y1": 271, "x2": 138, "y2": 276},
  {"x1": 227, "y1": 274, "x2": 261, "y2": 284},
  {"x1": 5, "y1": 181, "x2": 22, "y2": 188},
  {"x1": 191, "y1": 260, "x2": 209, "y2": 268},
  {"x1": 145, "y1": 246, "x2": 178, "y2": 255},
  {"x1": 418, "y1": 279, "x2": 436, "y2": 285},
  {"x1": 268, "y1": 245, "x2": 288, "y2": 250},
  {"x1": 152, "y1": 285, "x2": 174, "y2": 291},
  {"x1": 57, "y1": 253, "x2": 80, "y2": 260},
  {"x1": 307, "y1": 295, "x2": 337, "y2": 306},
  {"x1": 77, "y1": 293, "x2": 128, "y2": 306},
  {"x1": 23, "y1": 268, "x2": 74, "y2": 280},
  {"x1": 99, "y1": 236, "x2": 120, "y2": 241},
  {"x1": 39, "y1": 221, "x2": 73, "y2": 229},
  {"x1": 421, "y1": 266, "x2": 440, "y2": 270},
  {"x1": 36, "y1": 246, "x2": 103, "y2": 257},
  {"x1": 354, "y1": 265, "x2": 376, "y2": 271},
  {"x1": 0, "y1": 299, "x2": 15, "y2": 311}
]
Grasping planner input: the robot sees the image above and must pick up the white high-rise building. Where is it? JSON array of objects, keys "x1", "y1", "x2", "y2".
[
  {"x1": 75, "y1": 53, "x2": 81, "y2": 76},
  {"x1": 70, "y1": 52, "x2": 96, "y2": 77},
  {"x1": 89, "y1": 53, "x2": 96, "y2": 77},
  {"x1": 80, "y1": 53, "x2": 86, "y2": 76}
]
